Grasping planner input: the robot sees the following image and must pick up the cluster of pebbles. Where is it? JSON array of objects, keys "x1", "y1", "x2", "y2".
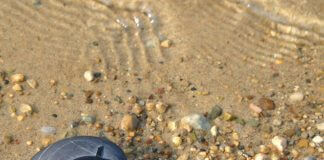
[{"x1": 0, "y1": 69, "x2": 323, "y2": 160}]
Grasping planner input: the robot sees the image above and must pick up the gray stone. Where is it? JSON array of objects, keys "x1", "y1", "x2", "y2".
[
  {"x1": 41, "y1": 126, "x2": 56, "y2": 135},
  {"x1": 208, "y1": 105, "x2": 223, "y2": 120}
]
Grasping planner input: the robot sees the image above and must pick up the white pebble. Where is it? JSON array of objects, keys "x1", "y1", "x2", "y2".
[
  {"x1": 40, "y1": 126, "x2": 56, "y2": 135},
  {"x1": 271, "y1": 136, "x2": 287, "y2": 152},
  {"x1": 312, "y1": 135, "x2": 323, "y2": 144},
  {"x1": 84, "y1": 71, "x2": 95, "y2": 82},
  {"x1": 254, "y1": 153, "x2": 269, "y2": 160},
  {"x1": 181, "y1": 114, "x2": 211, "y2": 131},
  {"x1": 289, "y1": 92, "x2": 304, "y2": 103},
  {"x1": 210, "y1": 126, "x2": 218, "y2": 136}
]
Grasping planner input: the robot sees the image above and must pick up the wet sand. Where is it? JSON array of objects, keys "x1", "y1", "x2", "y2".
[{"x1": 0, "y1": 0, "x2": 323, "y2": 159}]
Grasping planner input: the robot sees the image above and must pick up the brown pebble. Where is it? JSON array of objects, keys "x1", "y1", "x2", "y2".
[
  {"x1": 258, "y1": 97, "x2": 275, "y2": 110},
  {"x1": 120, "y1": 114, "x2": 139, "y2": 131},
  {"x1": 284, "y1": 128, "x2": 296, "y2": 137},
  {"x1": 2, "y1": 135, "x2": 13, "y2": 144},
  {"x1": 127, "y1": 96, "x2": 137, "y2": 104}
]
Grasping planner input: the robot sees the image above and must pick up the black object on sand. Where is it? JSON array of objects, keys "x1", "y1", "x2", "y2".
[{"x1": 32, "y1": 136, "x2": 127, "y2": 160}]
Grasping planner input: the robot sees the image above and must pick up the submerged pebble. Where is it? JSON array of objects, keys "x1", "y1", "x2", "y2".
[
  {"x1": 40, "y1": 126, "x2": 56, "y2": 135},
  {"x1": 81, "y1": 114, "x2": 96, "y2": 124}
]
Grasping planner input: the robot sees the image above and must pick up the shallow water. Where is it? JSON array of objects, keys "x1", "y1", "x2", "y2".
[{"x1": 0, "y1": 0, "x2": 322, "y2": 159}]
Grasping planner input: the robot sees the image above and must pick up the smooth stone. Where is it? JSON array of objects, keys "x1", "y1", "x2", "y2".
[
  {"x1": 312, "y1": 135, "x2": 323, "y2": 144},
  {"x1": 11, "y1": 74, "x2": 25, "y2": 83},
  {"x1": 81, "y1": 114, "x2": 96, "y2": 124},
  {"x1": 289, "y1": 92, "x2": 304, "y2": 103},
  {"x1": 120, "y1": 114, "x2": 139, "y2": 131},
  {"x1": 180, "y1": 114, "x2": 211, "y2": 131},
  {"x1": 40, "y1": 126, "x2": 56, "y2": 135},
  {"x1": 258, "y1": 97, "x2": 275, "y2": 110},
  {"x1": 210, "y1": 126, "x2": 218, "y2": 136},
  {"x1": 84, "y1": 70, "x2": 95, "y2": 82},
  {"x1": 207, "y1": 105, "x2": 223, "y2": 120},
  {"x1": 271, "y1": 136, "x2": 287, "y2": 152}
]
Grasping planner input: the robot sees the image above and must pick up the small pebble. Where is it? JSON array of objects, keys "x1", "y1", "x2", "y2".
[
  {"x1": 146, "y1": 102, "x2": 155, "y2": 111},
  {"x1": 254, "y1": 153, "x2": 269, "y2": 160},
  {"x1": 120, "y1": 114, "x2": 139, "y2": 131},
  {"x1": 84, "y1": 70, "x2": 95, "y2": 82},
  {"x1": 177, "y1": 154, "x2": 188, "y2": 160},
  {"x1": 172, "y1": 135, "x2": 182, "y2": 146},
  {"x1": 271, "y1": 136, "x2": 287, "y2": 152},
  {"x1": 272, "y1": 119, "x2": 282, "y2": 126},
  {"x1": 81, "y1": 114, "x2": 96, "y2": 124},
  {"x1": 249, "y1": 103, "x2": 263, "y2": 114},
  {"x1": 180, "y1": 114, "x2": 211, "y2": 130},
  {"x1": 19, "y1": 104, "x2": 33, "y2": 115},
  {"x1": 2, "y1": 135, "x2": 13, "y2": 144},
  {"x1": 26, "y1": 141, "x2": 33, "y2": 146},
  {"x1": 17, "y1": 115, "x2": 25, "y2": 121},
  {"x1": 208, "y1": 105, "x2": 223, "y2": 120},
  {"x1": 223, "y1": 112, "x2": 235, "y2": 121},
  {"x1": 12, "y1": 84, "x2": 23, "y2": 91},
  {"x1": 127, "y1": 96, "x2": 137, "y2": 104},
  {"x1": 297, "y1": 139, "x2": 309, "y2": 148},
  {"x1": 27, "y1": 79, "x2": 38, "y2": 89},
  {"x1": 132, "y1": 104, "x2": 143, "y2": 115},
  {"x1": 210, "y1": 126, "x2": 218, "y2": 136},
  {"x1": 258, "y1": 97, "x2": 275, "y2": 110},
  {"x1": 316, "y1": 122, "x2": 324, "y2": 131},
  {"x1": 289, "y1": 92, "x2": 304, "y2": 103},
  {"x1": 11, "y1": 74, "x2": 25, "y2": 83},
  {"x1": 312, "y1": 135, "x2": 323, "y2": 144},
  {"x1": 40, "y1": 126, "x2": 56, "y2": 135},
  {"x1": 167, "y1": 121, "x2": 178, "y2": 131},
  {"x1": 156, "y1": 102, "x2": 168, "y2": 113},
  {"x1": 160, "y1": 39, "x2": 172, "y2": 48},
  {"x1": 41, "y1": 138, "x2": 52, "y2": 146}
]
